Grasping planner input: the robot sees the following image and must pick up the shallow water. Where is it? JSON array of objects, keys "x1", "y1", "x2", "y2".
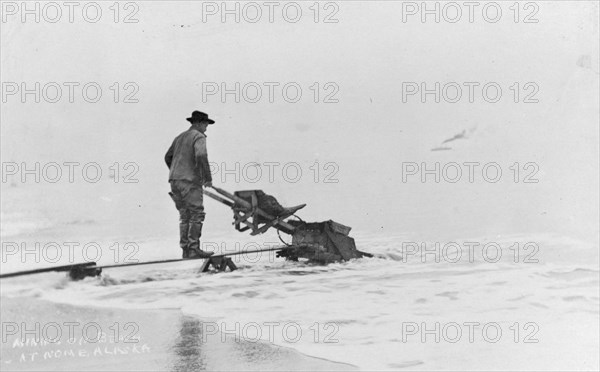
[{"x1": 2, "y1": 231, "x2": 598, "y2": 370}]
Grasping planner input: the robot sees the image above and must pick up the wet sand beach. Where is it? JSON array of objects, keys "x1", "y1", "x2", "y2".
[{"x1": 0, "y1": 296, "x2": 356, "y2": 371}]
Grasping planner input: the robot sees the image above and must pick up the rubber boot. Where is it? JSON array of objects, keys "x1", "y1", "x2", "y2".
[
  {"x1": 187, "y1": 222, "x2": 214, "y2": 259},
  {"x1": 180, "y1": 222, "x2": 190, "y2": 259}
]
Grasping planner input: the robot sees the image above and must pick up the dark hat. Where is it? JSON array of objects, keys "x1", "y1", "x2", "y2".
[{"x1": 186, "y1": 111, "x2": 215, "y2": 124}]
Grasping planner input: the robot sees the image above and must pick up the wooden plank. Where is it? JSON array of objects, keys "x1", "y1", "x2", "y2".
[
  {"x1": 226, "y1": 258, "x2": 238, "y2": 271},
  {"x1": 199, "y1": 259, "x2": 211, "y2": 272},
  {"x1": 203, "y1": 190, "x2": 234, "y2": 207},
  {"x1": 251, "y1": 205, "x2": 306, "y2": 235},
  {"x1": 211, "y1": 187, "x2": 296, "y2": 232},
  {"x1": 233, "y1": 211, "x2": 253, "y2": 225}
]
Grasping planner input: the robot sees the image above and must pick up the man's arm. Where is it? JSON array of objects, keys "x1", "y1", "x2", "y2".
[
  {"x1": 193, "y1": 135, "x2": 212, "y2": 185},
  {"x1": 165, "y1": 142, "x2": 174, "y2": 168}
]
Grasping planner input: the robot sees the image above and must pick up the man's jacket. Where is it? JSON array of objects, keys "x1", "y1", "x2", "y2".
[{"x1": 165, "y1": 128, "x2": 212, "y2": 185}]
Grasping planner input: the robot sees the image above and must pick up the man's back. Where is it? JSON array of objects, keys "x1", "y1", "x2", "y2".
[{"x1": 165, "y1": 128, "x2": 211, "y2": 185}]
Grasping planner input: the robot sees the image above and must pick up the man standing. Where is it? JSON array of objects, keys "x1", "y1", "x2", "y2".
[{"x1": 165, "y1": 110, "x2": 216, "y2": 259}]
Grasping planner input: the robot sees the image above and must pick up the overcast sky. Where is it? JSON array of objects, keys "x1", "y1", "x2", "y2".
[{"x1": 1, "y1": 1, "x2": 598, "y2": 241}]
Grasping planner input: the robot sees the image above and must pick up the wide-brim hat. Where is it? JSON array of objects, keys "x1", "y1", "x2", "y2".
[{"x1": 186, "y1": 110, "x2": 215, "y2": 124}]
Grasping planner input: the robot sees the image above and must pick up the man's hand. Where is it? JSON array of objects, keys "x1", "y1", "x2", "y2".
[{"x1": 203, "y1": 181, "x2": 213, "y2": 188}]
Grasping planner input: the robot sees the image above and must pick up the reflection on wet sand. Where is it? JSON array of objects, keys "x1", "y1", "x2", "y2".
[
  {"x1": 172, "y1": 316, "x2": 206, "y2": 371},
  {"x1": 170, "y1": 315, "x2": 357, "y2": 371},
  {"x1": 1, "y1": 297, "x2": 356, "y2": 371}
]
